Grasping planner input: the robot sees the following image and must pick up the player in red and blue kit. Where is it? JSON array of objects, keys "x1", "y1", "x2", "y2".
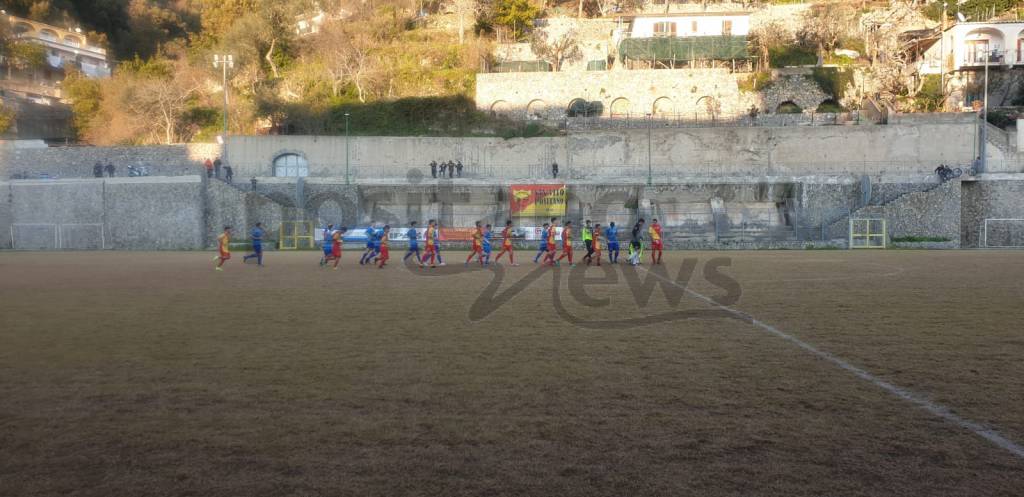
[
  {"x1": 377, "y1": 225, "x2": 391, "y2": 268},
  {"x1": 494, "y1": 220, "x2": 518, "y2": 266},
  {"x1": 421, "y1": 220, "x2": 437, "y2": 268},
  {"x1": 465, "y1": 221, "x2": 484, "y2": 265}
]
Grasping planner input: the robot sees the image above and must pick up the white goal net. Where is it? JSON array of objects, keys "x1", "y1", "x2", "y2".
[
  {"x1": 982, "y1": 219, "x2": 1024, "y2": 248},
  {"x1": 12, "y1": 223, "x2": 105, "y2": 250}
]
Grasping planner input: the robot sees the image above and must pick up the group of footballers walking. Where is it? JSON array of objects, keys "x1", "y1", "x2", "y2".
[{"x1": 214, "y1": 217, "x2": 664, "y2": 271}]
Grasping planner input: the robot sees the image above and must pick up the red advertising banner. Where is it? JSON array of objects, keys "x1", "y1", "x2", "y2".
[{"x1": 510, "y1": 184, "x2": 567, "y2": 217}]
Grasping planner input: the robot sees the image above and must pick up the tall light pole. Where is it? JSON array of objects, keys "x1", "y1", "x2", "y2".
[
  {"x1": 940, "y1": 1, "x2": 946, "y2": 92},
  {"x1": 646, "y1": 113, "x2": 653, "y2": 186},
  {"x1": 213, "y1": 54, "x2": 234, "y2": 160},
  {"x1": 345, "y1": 112, "x2": 351, "y2": 185},
  {"x1": 980, "y1": 49, "x2": 995, "y2": 173}
]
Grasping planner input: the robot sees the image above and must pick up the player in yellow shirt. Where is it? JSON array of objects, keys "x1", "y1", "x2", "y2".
[
  {"x1": 214, "y1": 226, "x2": 232, "y2": 271},
  {"x1": 465, "y1": 221, "x2": 484, "y2": 265},
  {"x1": 648, "y1": 218, "x2": 663, "y2": 265}
]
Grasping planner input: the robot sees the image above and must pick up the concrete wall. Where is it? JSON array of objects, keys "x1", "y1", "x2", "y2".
[
  {"x1": 0, "y1": 142, "x2": 222, "y2": 179},
  {"x1": 224, "y1": 123, "x2": 977, "y2": 180},
  {"x1": 0, "y1": 181, "x2": 11, "y2": 249},
  {"x1": 961, "y1": 176, "x2": 1024, "y2": 247},
  {"x1": 7, "y1": 176, "x2": 205, "y2": 250}
]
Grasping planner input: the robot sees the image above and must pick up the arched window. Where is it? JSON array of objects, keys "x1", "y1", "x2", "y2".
[{"x1": 274, "y1": 153, "x2": 308, "y2": 177}]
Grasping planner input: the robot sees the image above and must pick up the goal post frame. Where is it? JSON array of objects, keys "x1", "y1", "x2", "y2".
[
  {"x1": 982, "y1": 218, "x2": 1024, "y2": 249},
  {"x1": 849, "y1": 218, "x2": 887, "y2": 249},
  {"x1": 279, "y1": 221, "x2": 316, "y2": 250}
]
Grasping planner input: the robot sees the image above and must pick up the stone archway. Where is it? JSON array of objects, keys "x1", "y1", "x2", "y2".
[
  {"x1": 490, "y1": 100, "x2": 511, "y2": 117},
  {"x1": 776, "y1": 101, "x2": 803, "y2": 114},
  {"x1": 695, "y1": 96, "x2": 721, "y2": 119},
  {"x1": 652, "y1": 97, "x2": 674, "y2": 117},
  {"x1": 610, "y1": 98, "x2": 632, "y2": 118},
  {"x1": 526, "y1": 99, "x2": 547, "y2": 119}
]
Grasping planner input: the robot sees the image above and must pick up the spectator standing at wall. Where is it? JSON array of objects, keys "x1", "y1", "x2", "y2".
[
  {"x1": 93, "y1": 162, "x2": 103, "y2": 178},
  {"x1": 105, "y1": 162, "x2": 115, "y2": 177},
  {"x1": 551, "y1": 162, "x2": 559, "y2": 179},
  {"x1": 213, "y1": 157, "x2": 223, "y2": 178},
  {"x1": 250, "y1": 177, "x2": 258, "y2": 191},
  {"x1": 439, "y1": 161, "x2": 447, "y2": 177},
  {"x1": 430, "y1": 161, "x2": 437, "y2": 178},
  {"x1": 204, "y1": 158, "x2": 214, "y2": 178},
  {"x1": 456, "y1": 161, "x2": 463, "y2": 177},
  {"x1": 447, "y1": 160, "x2": 454, "y2": 178},
  {"x1": 225, "y1": 165, "x2": 234, "y2": 184}
]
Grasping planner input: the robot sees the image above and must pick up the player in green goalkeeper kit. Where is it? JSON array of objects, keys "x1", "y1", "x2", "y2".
[{"x1": 581, "y1": 220, "x2": 595, "y2": 265}]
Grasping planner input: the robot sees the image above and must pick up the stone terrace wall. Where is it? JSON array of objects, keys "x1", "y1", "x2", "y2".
[
  {"x1": 225, "y1": 123, "x2": 976, "y2": 180},
  {"x1": 855, "y1": 180, "x2": 961, "y2": 247},
  {"x1": 0, "y1": 143, "x2": 222, "y2": 179},
  {"x1": 477, "y1": 68, "x2": 755, "y2": 119},
  {"x1": 7, "y1": 176, "x2": 205, "y2": 250},
  {"x1": 961, "y1": 177, "x2": 1024, "y2": 247}
]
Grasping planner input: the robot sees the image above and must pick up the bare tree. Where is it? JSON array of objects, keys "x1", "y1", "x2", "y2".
[
  {"x1": 450, "y1": 0, "x2": 479, "y2": 45},
  {"x1": 797, "y1": 2, "x2": 856, "y2": 65},
  {"x1": 122, "y1": 63, "x2": 204, "y2": 144},
  {"x1": 316, "y1": 21, "x2": 375, "y2": 101},
  {"x1": 530, "y1": 29, "x2": 583, "y2": 72},
  {"x1": 750, "y1": 20, "x2": 790, "y2": 70}
]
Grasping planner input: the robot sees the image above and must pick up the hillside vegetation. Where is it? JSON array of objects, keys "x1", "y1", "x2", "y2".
[{"x1": 5, "y1": 0, "x2": 1021, "y2": 143}]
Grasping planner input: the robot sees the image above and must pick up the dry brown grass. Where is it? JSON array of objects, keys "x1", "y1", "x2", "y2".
[{"x1": 1, "y1": 250, "x2": 1023, "y2": 496}]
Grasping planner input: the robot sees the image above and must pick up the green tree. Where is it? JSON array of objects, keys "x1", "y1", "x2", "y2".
[
  {"x1": 0, "y1": 103, "x2": 15, "y2": 135},
  {"x1": 492, "y1": 0, "x2": 539, "y2": 41},
  {"x1": 62, "y1": 70, "x2": 103, "y2": 139}
]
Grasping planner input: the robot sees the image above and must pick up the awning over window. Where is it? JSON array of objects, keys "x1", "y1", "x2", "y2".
[
  {"x1": 618, "y1": 35, "x2": 750, "y2": 62},
  {"x1": 492, "y1": 60, "x2": 552, "y2": 73}
]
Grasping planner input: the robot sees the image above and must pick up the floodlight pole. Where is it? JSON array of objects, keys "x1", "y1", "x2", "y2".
[
  {"x1": 213, "y1": 54, "x2": 234, "y2": 160},
  {"x1": 646, "y1": 113, "x2": 653, "y2": 187},
  {"x1": 345, "y1": 112, "x2": 351, "y2": 185},
  {"x1": 981, "y1": 50, "x2": 990, "y2": 173}
]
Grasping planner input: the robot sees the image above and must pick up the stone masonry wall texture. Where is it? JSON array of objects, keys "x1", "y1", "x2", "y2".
[
  {"x1": 1, "y1": 143, "x2": 221, "y2": 180},
  {"x1": 8, "y1": 176, "x2": 204, "y2": 250}
]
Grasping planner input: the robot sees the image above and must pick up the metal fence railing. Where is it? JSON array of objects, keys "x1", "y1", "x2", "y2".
[{"x1": 566, "y1": 111, "x2": 867, "y2": 130}]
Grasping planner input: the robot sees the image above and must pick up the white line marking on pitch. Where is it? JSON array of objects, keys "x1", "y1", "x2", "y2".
[{"x1": 638, "y1": 265, "x2": 1024, "y2": 460}]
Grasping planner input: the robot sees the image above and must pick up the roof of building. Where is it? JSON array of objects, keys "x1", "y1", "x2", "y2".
[{"x1": 615, "y1": 11, "x2": 751, "y2": 20}]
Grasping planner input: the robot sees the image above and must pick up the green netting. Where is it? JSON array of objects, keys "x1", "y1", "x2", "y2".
[
  {"x1": 618, "y1": 35, "x2": 750, "y2": 62},
  {"x1": 586, "y1": 60, "x2": 608, "y2": 71},
  {"x1": 493, "y1": 60, "x2": 552, "y2": 73}
]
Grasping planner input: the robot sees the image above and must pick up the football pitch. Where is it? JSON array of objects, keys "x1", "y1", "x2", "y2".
[{"x1": 1, "y1": 250, "x2": 1023, "y2": 496}]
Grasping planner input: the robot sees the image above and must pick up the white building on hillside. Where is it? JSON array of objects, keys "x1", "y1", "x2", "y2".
[
  {"x1": 1, "y1": 12, "x2": 111, "y2": 80},
  {"x1": 625, "y1": 12, "x2": 750, "y2": 38},
  {"x1": 919, "y1": 20, "x2": 1024, "y2": 74}
]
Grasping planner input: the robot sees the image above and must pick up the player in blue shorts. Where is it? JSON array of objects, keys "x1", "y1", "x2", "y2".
[
  {"x1": 403, "y1": 221, "x2": 421, "y2": 264},
  {"x1": 533, "y1": 223, "x2": 550, "y2": 263},
  {"x1": 481, "y1": 224, "x2": 493, "y2": 265},
  {"x1": 359, "y1": 225, "x2": 377, "y2": 265},
  {"x1": 242, "y1": 222, "x2": 265, "y2": 266},
  {"x1": 434, "y1": 221, "x2": 446, "y2": 266},
  {"x1": 319, "y1": 224, "x2": 335, "y2": 266},
  {"x1": 605, "y1": 221, "x2": 620, "y2": 264}
]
